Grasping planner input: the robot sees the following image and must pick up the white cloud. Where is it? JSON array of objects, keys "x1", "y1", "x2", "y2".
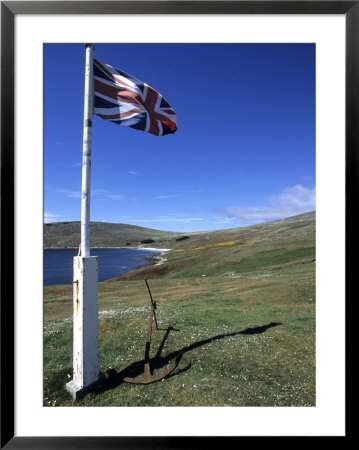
[
  {"x1": 122, "y1": 217, "x2": 204, "y2": 224},
  {"x1": 56, "y1": 188, "x2": 82, "y2": 199},
  {"x1": 271, "y1": 184, "x2": 316, "y2": 210},
  {"x1": 57, "y1": 187, "x2": 125, "y2": 201},
  {"x1": 156, "y1": 194, "x2": 179, "y2": 200},
  {"x1": 92, "y1": 189, "x2": 111, "y2": 195},
  {"x1": 107, "y1": 194, "x2": 125, "y2": 200},
  {"x1": 220, "y1": 185, "x2": 315, "y2": 225},
  {"x1": 44, "y1": 212, "x2": 61, "y2": 223},
  {"x1": 129, "y1": 171, "x2": 139, "y2": 176}
]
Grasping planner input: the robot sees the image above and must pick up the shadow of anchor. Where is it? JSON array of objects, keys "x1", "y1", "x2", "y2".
[
  {"x1": 93, "y1": 321, "x2": 282, "y2": 394},
  {"x1": 122, "y1": 279, "x2": 182, "y2": 384},
  {"x1": 88, "y1": 273, "x2": 283, "y2": 391}
]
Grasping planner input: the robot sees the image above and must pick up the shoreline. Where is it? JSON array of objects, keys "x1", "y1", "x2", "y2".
[
  {"x1": 44, "y1": 246, "x2": 172, "y2": 252},
  {"x1": 44, "y1": 247, "x2": 171, "y2": 286},
  {"x1": 125, "y1": 247, "x2": 171, "y2": 252}
]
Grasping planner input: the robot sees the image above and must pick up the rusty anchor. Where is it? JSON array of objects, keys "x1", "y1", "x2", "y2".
[{"x1": 124, "y1": 279, "x2": 181, "y2": 384}]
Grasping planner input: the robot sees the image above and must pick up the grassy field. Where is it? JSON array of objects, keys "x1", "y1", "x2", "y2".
[{"x1": 43, "y1": 212, "x2": 315, "y2": 407}]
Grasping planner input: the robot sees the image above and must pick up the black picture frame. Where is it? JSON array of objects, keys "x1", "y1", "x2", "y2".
[{"x1": 1, "y1": 1, "x2": 353, "y2": 447}]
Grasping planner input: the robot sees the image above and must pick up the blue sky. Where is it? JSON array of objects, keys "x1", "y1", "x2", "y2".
[{"x1": 44, "y1": 43, "x2": 315, "y2": 232}]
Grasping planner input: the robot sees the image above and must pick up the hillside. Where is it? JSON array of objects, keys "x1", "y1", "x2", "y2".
[
  {"x1": 44, "y1": 211, "x2": 315, "y2": 251},
  {"x1": 44, "y1": 221, "x2": 182, "y2": 248},
  {"x1": 113, "y1": 211, "x2": 315, "y2": 280}
]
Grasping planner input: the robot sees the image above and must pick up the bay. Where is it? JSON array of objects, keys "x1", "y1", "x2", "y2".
[{"x1": 44, "y1": 248, "x2": 162, "y2": 286}]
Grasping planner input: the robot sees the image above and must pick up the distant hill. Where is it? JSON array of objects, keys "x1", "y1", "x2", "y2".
[
  {"x1": 119, "y1": 210, "x2": 315, "y2": 280},
  {"x1": 44, "y1": 211, "x2": 315, "y2": 251},
  {"x1": 43, "y1": 221, "x2": 182, "y2": 249}
]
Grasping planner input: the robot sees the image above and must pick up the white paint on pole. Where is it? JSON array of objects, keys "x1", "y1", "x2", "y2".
[
  {"x1": 66, "y1": 44, "x2": 103, "y2": 400},
  {"x1": 66, "y1": 256, "x2": 100, "y2": 399},
  {"x1": 81, "y1": 43, "x2": 94, "y2": 258}
]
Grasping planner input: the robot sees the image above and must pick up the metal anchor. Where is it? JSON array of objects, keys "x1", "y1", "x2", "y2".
[{"x1": 124, "y1": 279, "x2": 181, "y2": 384}]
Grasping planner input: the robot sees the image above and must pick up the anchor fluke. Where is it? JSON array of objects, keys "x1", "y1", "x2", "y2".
[{"x1": 124, "y1": 352, "x2": 183, "y2": 385}]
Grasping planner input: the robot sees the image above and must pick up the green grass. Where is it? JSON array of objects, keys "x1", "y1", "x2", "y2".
[
  {"x1": 237, "y1": 247, "x2": 315, "y2": 272},
  {"x1": 44, "y1": 268, "x2": 315, "y2": 407},
  {"x1": 43, "y1": 212, "x2": 315, "y2": 407}
]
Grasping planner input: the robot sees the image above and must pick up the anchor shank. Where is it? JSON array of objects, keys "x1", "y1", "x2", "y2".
[
  {"x1": 153, "y1": 307, "x2": 159, "y2": 331},
  {"x1": 123, "y1": 280, "x2": 181, "y2": 384},
  {"x1": 145, "y1": 278, "x2": 158, "y2": 330},
  {"x1": 145, "y1": 299, "x2": 155, "y2": 362}
]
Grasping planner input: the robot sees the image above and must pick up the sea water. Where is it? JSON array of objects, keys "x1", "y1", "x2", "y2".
[{"x1": 44, "y1": 248, "x2": 162, "y2": 286}]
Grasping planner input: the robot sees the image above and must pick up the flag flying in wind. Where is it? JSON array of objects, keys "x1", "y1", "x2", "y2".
[{"x1": 93, "y1": 59, "x2": 177, "y2": 136}]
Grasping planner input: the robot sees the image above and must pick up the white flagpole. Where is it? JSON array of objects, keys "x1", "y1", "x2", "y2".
[
  {"x1": 81, "y1": 43, "x2": 94, "y2": 257},
  {"x1": 66, "y1": 44, "x2": 103, "y2": 400}
]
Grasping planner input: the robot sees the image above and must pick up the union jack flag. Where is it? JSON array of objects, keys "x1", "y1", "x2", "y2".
[{"x1": 93, "y1": 59, "x2": 177, "y2": 136}]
